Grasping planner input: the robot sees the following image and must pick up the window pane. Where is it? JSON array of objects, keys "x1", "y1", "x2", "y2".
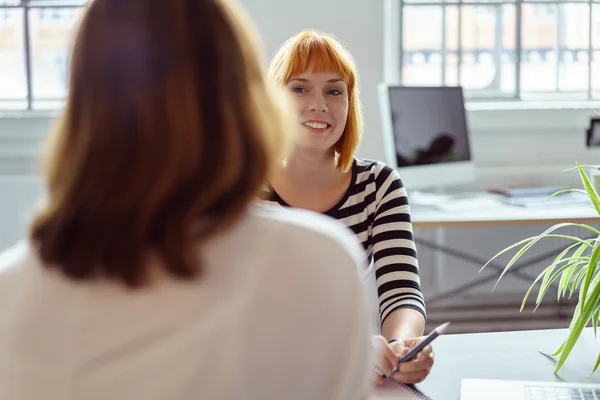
[
  {"x1": 445, "y1": 6, "x2": 459, "y2": 86},
  {"x1": 444, "y1": 5, "x2": 517, "y2": 96},
  {"x1": 524, "y1": 0, "x2": 586, "y2": 3},
  {"x1": 590, "y1": 4, "x2": 600, "y2": 97},
  {"x1": 402, "y1": 6, "x2": 443, "y2": 86},
  {"x1": 558, "y1": 4, "x2": 589, "y2": 93},
  {"x1": 460, "y1": 6, "x2": 497, "y2": 90},
  {"x1": 0, "y1": 7, "x2": 26, "y2": 110},
  {"x1": 520, "y1": 3, "x2": 559, "y2": 93},
  {"x1": 28, "y1": 6, "x2": 83, "y2": 109},
  {"x1": 28, "y1": 1, "x2": 88, "y2": 5},
  {"x1": 499, "y1": 4, "x2": 518, "y2": 95}
]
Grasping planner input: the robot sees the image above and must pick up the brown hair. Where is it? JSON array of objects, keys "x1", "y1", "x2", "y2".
[
  {"x1": 268, "y1": 30, "x2": 362, "y2": 172},
  {"x1": 31, "y1": 0, "x2": 289, "y2": 287}
]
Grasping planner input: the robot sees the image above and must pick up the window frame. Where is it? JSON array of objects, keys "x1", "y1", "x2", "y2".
[
  {"x1": 384, "y1": 0, "x2": 600, "y2": 104},
  {"x1": 0, "y1": 0, "x2": 85, "y2": 111}
]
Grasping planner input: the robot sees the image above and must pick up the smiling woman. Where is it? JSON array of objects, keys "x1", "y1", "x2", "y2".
[
  {"x1": 268, "y1": 30, "x2": 361, "y2": 172},
  {"x1": 286, "y1": 72, "x2": 349, "y2": 152},
  {"x1": 264, "y1": 30, "x2": 433, "y2": 386}
]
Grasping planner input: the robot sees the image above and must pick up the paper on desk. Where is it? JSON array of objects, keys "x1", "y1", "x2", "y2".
[
  {"x1": 409, "y1": 192, "x2": 454, "y2": 206},
  {"x1": 500, "y1": 192, "x2": 592, "y2": 208},
  {"x1": 370, "y1": 380, "x2": 430, "y2": 400}
]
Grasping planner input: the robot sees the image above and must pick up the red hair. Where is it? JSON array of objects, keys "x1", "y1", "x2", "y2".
[{"x1": 268, "y1": 30, "x2": 362, "y2": 172}]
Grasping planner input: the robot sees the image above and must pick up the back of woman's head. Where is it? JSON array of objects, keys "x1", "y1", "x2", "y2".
[{"x1": 31, "y1": 0, "x2": 288, "y2": 287}]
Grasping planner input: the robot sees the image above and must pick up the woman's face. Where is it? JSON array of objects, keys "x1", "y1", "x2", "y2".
[{"x1": 286, "y1": 65, "x2": 349, "y2": 153}]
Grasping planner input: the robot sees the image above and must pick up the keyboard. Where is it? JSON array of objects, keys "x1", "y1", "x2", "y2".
[{"x1": 526, "y1": 384, "x2": 600, "y2": 399}]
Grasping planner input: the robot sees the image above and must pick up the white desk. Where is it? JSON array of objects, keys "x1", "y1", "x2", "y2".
[
  {"x1": 411, "y1": 195, "x2": 599, "y2": 229},
  {"x1": 409, "y1": 194, "x2": 599, "y2": 307},
  {"x1": 416, "y1": 327, "x2": 600, "y2": 400}
]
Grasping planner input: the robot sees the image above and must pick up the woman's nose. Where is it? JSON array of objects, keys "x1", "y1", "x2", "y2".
[
  {"x1": 309, "y1": 102, "x2": 329, "y2": 112},
  {"x1": 309, "y1": 96, "x2": 328, "y2": 113}
]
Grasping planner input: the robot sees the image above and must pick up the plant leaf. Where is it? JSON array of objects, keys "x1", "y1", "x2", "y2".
[
  {"x1": 547, "y1": 189, "x2": 589, "y2": 201},
  {"x1": 575, "y1": 162, "x2": 600, "y2": 215},
  {"x1": 579, "y1": 241, "x2": 600, "y2": 310},
  {"x1": 540, "y1": 243, "x2": 581, "y2": 303},
  {"x1": 593, "y1": 308, "x2": 600, "y2": 338},
  {"x1": 521, "y1": 268, "x2": 554, "y2": 311},
  {"x1": 549, "y1": 340, "x2": 566, "y2": 357},
  {"x1": 480, "y1": 236, "x2": 536, "y2": 274},
  {"x1": 535, "y1": 261, "x2": 588, "y2": 310},
  {"x1": 572, "y1": 266, "x2": 589, "y2": 298},
  {"x1": 491, "y1": 226, "x2": 600, "y2": 291},
  {"x1": 481, "y1": 229, "x2": 600, "y2": 277},
  {"x1": 559, "y1": 261, "x2": 587, "y2": 300},
  {"x1": 519, "y1": 258, "x2": 587, "y2": 311},
  {"x1": 555, "y1": 315, "x2": 589, "y2": 372},
  {"x1": 593, "y1": 352, "x2": 600, "y2": 375},
  {"x1": 562, "y1": 164, "x2": 600, "y2": 173},
  {"x1": 557, "y1": 273, "x2": 600, "y2": 372},
  {"x1": 569, "y1": 301, "x2": 583, "y2": 330},
  {"x1": 560, "y1": 240, "x2": 594, "y2": 299}
]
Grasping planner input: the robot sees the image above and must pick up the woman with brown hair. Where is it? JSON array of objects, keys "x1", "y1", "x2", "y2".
[{"x1": 0, "y1": 1, "x2": 373, "y2": 399}]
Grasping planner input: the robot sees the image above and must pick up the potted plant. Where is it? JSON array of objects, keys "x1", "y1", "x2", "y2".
[{"x1": 483, "y1": 163, "x2": 600, "y2": 374}]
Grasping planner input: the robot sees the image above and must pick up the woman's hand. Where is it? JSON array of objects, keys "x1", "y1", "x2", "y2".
[
  {"x1": 371, "y1": 335, "x2": 400, "y2": 385},
  {"x1": 388, "y1": 337, "x2": 434, "y2": 384}
]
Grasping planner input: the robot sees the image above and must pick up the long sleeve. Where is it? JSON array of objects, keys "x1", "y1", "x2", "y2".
[{"x1": 372, "y1": 166, "x2": 426, "y2": 327}]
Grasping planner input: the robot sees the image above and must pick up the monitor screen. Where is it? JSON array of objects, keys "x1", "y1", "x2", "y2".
[{"x1": 388, "y1": 86, "x2": 471, "y2": 168}]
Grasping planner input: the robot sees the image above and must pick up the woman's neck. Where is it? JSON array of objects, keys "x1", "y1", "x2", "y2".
[{"x1": 280, "y1": 148, "x2": 345, "y2": 190}]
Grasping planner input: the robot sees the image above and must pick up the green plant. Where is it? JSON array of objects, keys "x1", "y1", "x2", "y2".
[{"x1": 482, "y1": 163, "x2": 600, "y2": 374}]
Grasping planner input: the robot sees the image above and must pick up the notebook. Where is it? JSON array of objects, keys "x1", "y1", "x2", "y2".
[{"x1": 371, "y1": 368, "x2": 433, "y2": 399}]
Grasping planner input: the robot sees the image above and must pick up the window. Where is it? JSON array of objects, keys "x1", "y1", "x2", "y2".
[
  {"x1": 395, "y1": 0, "x2": 600, "y2": 101},
  {"x1": 0, "y1": 0, "x2": 86, "y2": 111}
]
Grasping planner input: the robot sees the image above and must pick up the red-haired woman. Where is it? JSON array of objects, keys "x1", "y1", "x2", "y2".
[{"x1": 265, "y1": 30, "x2": 433, "y2": 386}]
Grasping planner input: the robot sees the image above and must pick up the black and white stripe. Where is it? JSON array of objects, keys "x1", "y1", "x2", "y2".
[{"x1": 265, "y1": 158, "x2": 426, "y2": 326}]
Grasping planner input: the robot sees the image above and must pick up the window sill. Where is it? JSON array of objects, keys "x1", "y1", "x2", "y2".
[
  {"x1": 0, "y1": 110, "x2": 60, "y2": 120},
  {"x1": 464, "y1": 101, "x2": 600, "y2": 134},
  {"x1": 466, "y1": 100, "x2": 600, "y2": 113},
  {"x1": 0, "y1": 101, "x2": 597, "y2": 137}
]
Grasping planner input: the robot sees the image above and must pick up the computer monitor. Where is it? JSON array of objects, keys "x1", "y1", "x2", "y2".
[{"x1": 378, "y1": 84, "x2": 476, "y2": 191}]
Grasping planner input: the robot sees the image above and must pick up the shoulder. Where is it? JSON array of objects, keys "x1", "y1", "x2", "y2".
[
  {"x1": 0, "y1": 241, "x2": 39, "y2": 296},
  {"x1": 353, "y1": 157, "x2": 405, "y2": 192},
  {"x1": 0, "y1": 241, "x2": 30, "y2": 275},
  {"x1": 247, "y1": 204, "x2": 368, "y2": 278},
  {"x1": 248, "y1": 204, "x2": 365, "y2": 257},
  {"x1": 240, "y1": 207, "x2": 374, "y2": 399}
]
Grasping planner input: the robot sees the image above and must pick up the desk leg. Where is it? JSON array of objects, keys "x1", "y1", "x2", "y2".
[
  {"x1": 415, "y1": 237, "x2": 563, "y2": 306},
  {"x1": 434, "y1": 227, "x2": 446, "y2": 292}
]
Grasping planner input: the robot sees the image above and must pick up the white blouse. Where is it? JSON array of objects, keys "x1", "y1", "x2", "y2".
[{"x1": 0, "y1": 205, "x2": 375, "y2": 400}]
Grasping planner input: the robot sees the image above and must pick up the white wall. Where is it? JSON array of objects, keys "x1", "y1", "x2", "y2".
[{"x1": 3, "y1": 107, "x2": 600, "y2": 177}]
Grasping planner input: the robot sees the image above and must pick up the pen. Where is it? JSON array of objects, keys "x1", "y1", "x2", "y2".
[
  {"x1": 374, "y1": 322, "x2": 450, "y2": 380},
  {"x1": 390, "y1": 321, "x2": 450, "y2": 373}
]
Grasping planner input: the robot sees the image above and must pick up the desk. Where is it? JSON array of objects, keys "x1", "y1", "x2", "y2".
[
  {"x1": 411, "y1": 199, "x2": 599, "y2": 229},
  {"x1": 410, "y1": 200, "x2": 599, "y2": 307},
  {"x1": 416, "y1": 327, "x2": 600, "y2": 400}
]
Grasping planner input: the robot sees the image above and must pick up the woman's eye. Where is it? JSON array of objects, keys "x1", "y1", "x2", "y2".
[
  {"x1": 292, "y1": 87, "x2": 307, "y2": 94},
  {"x1": 328, "y1": 89, "x2": 342, "y2": 95}
]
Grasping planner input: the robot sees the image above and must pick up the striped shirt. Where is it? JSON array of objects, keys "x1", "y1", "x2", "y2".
[{"x1": 264, "y1": 158, "x2": 426, "y2": 326}]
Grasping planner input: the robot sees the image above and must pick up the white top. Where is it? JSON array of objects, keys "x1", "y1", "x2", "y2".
[{"x1": 0, "y1": 205, "x2": 374, "y2": 400}]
